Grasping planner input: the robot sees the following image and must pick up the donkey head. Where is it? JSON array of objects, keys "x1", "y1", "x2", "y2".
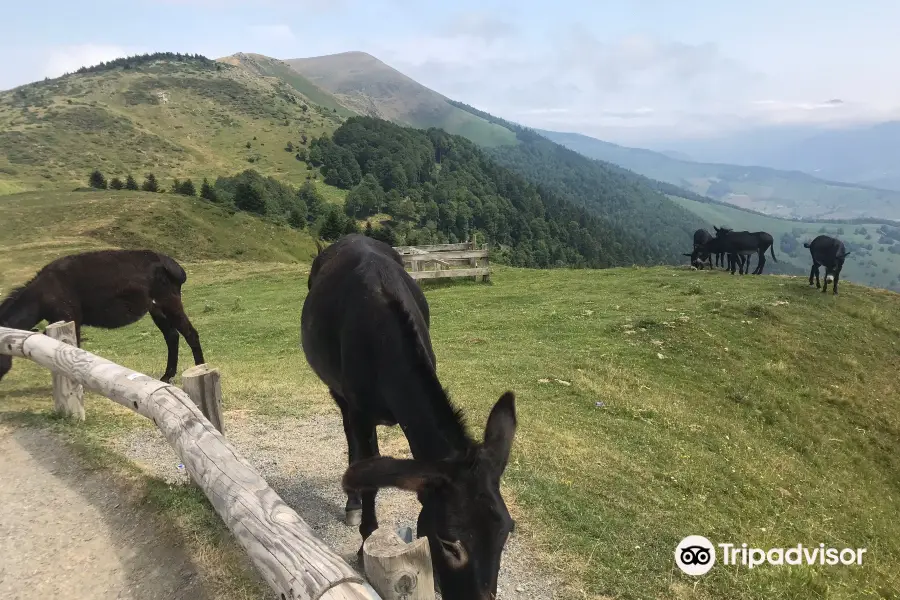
[
  {"x1": 343, "y1": 392, "x2": 518, "y2": 600},
  {"x1": 714, "y1": 226, "x2": 733, "y2": 238}
]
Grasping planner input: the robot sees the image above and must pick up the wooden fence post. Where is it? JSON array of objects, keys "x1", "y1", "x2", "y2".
[
  {"x1": 182, "y1": 364, "x2": 224, "y2": 434},
  {"x1": 45, "y1": 321, "x2": 85, "y2": 421},
  {"x1": 363, "y1": 527, "x2": 435, "y2": 600}
]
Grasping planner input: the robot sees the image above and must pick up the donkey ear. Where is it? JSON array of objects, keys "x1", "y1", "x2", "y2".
[
  {"x1": 342, "y1": 456, "x2": 449, "y2": 494},
  {"x1": 482, "y1": 391, "x2": 517, "y2": 476}
]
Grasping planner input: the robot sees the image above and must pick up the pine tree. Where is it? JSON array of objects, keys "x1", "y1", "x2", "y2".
[
  {"x1": 318, "y1": 208, "x2": 345, "y2": 241},
  {"x1": 109, "y1": 177, "x2": 124, "y2": 190},
  {"x1": 89, "y1": 169, "x2": 107, "y2": 189},
  {"x1": 171, "y1": 178, "x2": 181, "y2": 194},
  {"x1": 234, "y1": 181, "x2": 267, "y2": 214},
  {"x1": 200, "y1": 177, "x2": 216, "y2": 201},
  {"x1": 141, "y1": 173, "x2": 159, "y2": 192},
  {"x1": 178, "y1": 179, "x2": 196, "y2": 196},
  {"x1": 125, "y1": 174, "x2": 138, "y2": 190}
]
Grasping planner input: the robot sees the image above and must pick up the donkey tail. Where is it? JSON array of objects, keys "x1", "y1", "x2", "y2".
[
  {"x1": 769, "y1": 244, "x2": 778, "y2": 262},
  {"x1": 158, "y1": 253, "x2": 187, "y2": 285}
]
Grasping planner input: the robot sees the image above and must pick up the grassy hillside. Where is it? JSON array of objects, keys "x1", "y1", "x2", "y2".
[
  {"x1": 2, "y1": 190, "x2": 899, "y2": 599},
  {"x1": 0, "y1": 190, "x2": 317, "y2": 286},
  {"x1": 540, "y1": 129, "x2": 900, "y2": 222},
  {"x1": 218, "y1": 53, "x2": 357, "y2": 118},
  {"x1": 0, "y1": 54, "x2": 347, "y2": 203},
  {"x1": 285, "y1": 52, "x2": 518, "y2": 148},
  {"x1": 673, "y1": 196, "x2": 900, "y2": 291}
]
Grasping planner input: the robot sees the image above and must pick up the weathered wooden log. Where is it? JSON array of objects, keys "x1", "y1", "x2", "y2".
[
  {"x1": 362, "y1": 527, "x2": 435, "y2": 600},
  {"x1": 0, "y1": 326, "x2": 381, "y2": 600},
  {"x1": 44, "y1": 321, "x2": 85, "y2": 421},
  {"x1": 182, "y1": 364, "x2": 224, "y2": 434}
]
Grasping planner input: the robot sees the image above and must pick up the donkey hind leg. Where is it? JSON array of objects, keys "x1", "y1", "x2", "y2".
[
  {"x1": 332, "y1": 390, "x2": 363, "y2": 526},
  {"x1": 809, "y1": 264, "x2": 818, "y2": 287},
  {"x1": 150, "y1": 307, "x2": 180, "y2": 383},
  {"x1": 754, "y1": 250, "x2": 765, "y2": 274},
  {"x1": 355, "y1": 415, "x2": 381, "y2": 547},
  {"x1": 156, "y1": 293, "x2": 205, "y2": 368}
]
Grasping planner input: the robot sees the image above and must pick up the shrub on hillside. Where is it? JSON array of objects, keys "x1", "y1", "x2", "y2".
[
  {"x1": 109, "y1": 177, "x2": 124, "y2": 190},
  {"x1": 141, "y1": 173, "x2": 159, "y2": 192},
  {"x1": 200, "y1": 177, "x2": 216, "y2": 201},
  {"x1": 88, "y1": 169, "x2": 107, "y2": 189},
  {"x1": 125, "y1": 174, "x2": 139, "y2": 190}
]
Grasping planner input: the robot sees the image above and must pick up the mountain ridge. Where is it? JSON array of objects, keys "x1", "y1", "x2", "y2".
[{"x1": 538, "y1": 128, "x2": 900, "y2": 221}]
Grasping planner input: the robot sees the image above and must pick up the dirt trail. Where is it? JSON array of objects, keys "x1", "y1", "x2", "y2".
[
  {"x1": 0, "y1": 425, "x2": 209, "y2": 600},
  {"x1": 118, "y1": 411, "x2": 562, "y2": 600}
]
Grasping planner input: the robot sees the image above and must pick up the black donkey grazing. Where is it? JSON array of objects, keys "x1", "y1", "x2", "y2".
[
  {"x1": 0, "y1": 249, "x2": 205, "y2": 383},
  {"x1": 300, "y1": 233, "x2": 517, "y2": 600},
  {"x1": 805, "y1": 234, "x2": 850, "y2": 294}
]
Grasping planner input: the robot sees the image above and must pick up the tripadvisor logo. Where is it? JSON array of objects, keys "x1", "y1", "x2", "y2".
[
  {"x1": 675, "y1": 536, "x2": 868, "y2": 575},
  {"x1": 675, "y1": 535, "x2": 716, "y2": 575}
]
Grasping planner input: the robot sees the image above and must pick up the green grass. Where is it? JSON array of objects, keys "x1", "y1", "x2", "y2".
[
  {"x1": 0, "y1": 59, "x2": 347, "y2": 202},
  {"x1": 672, "y1": 195, "x2": 900, "y2": 291},
  {"x1": 0, "y1": 190, "x2": 318, "y2": 285},
  {"x1": 3, "y1": 259, "x2": 900, "y2": 598},
  {"x1": 3, "y1": 189, "x2": 900, "y2": 599},
  {"x1": 222, "y1": 53, "x2": 357, "y2": 118}
]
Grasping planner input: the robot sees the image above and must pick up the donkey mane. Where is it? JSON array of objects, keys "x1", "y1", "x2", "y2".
[{"x1": 383, "y1": 291, "x2": 475, "y2": 452}]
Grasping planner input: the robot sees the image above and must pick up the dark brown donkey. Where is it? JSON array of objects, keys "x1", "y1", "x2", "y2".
[
  {"x1": 0, "y1": 249, "x2": 204, "y2": 383},
  {"x1": 301, "y1": 234, "x2": 517, "y2": 600}
]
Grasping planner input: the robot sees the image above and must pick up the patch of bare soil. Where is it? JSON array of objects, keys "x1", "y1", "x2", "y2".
[{"x1": 0, "y1": 424, "x2": 209, "y2": 600}]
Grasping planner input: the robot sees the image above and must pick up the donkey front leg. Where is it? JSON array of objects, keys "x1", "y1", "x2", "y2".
[{"x1": 150, "y1": 307, "x2": 180, "y2": 383}]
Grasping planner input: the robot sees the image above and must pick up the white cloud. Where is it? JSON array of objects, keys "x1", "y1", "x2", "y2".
[
  {"x1": 42, "y1": 44, "x2": 141, "y2": 78},
  {"x1": 439, "y1": 12, "x2": 517, "y2": 42},
  {"x1": 249, "y1": 24, "x2": 295, "y2": 42},
  {"x1": 369, "y1": 17, "x2": 900, "y2": 145}
]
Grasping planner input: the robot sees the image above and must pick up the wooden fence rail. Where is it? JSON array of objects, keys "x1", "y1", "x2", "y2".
[{"x1": 0, "y1": 324, "x2": 382, "y2": 600}]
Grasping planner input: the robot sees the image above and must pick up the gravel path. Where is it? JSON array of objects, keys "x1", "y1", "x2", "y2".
[
  {"x1": 0, "y1": 424, "x2": 208, "y2": 600},
  {"x1": 117, "y1": 410, "x2": 561, "y2": 599}
]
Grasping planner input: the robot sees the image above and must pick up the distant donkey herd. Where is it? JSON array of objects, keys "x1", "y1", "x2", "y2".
[
  {"x1": 687, "y1": 226, "x2": 850, "y2": 295},
  {"x1": 0, "y1": 223, "x2": 852, "y2": 599}
]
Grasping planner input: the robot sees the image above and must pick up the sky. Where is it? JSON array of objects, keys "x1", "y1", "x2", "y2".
[{"x1": 2, "y1": 0, "x2": 898, "y2": 146}]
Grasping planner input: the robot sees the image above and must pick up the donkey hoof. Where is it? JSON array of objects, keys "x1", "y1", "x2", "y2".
[{"x1": 345, "y1": 509, "x2": 362, "y2": 527}]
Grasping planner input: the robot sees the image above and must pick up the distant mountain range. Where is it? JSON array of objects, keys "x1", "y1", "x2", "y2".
[
  {"x1": 286, "y1": 52, "x2": 900, "y2": 222},
  {"x1": 648, "y1": 121, "x2": 900, "y2": 192},
  {"x1": 537, "y1": 129, "x2": 900, "y2": 221}
]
